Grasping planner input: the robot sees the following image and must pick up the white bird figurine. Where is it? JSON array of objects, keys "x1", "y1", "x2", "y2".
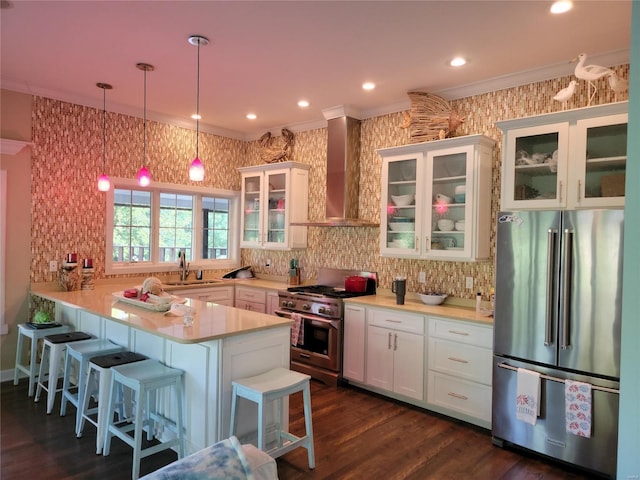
[
  {"x1": 553, "y1": 80, "x2": 577, "y2": 109},
  {"x1": 574, "y1": 53, "x2": 614, "y2": 105},
  {"x1": 608, "y1": 72, "x2": 628, "y2": 101}
]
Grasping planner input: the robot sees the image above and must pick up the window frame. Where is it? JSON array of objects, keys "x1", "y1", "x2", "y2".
[{"x1": 105, "y1": 178, "x2": 240, "y2": 275}]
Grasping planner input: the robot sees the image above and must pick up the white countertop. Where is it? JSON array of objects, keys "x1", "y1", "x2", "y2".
[{"x1": 30, "y1": 282, "x2": 292, "y2": 344}]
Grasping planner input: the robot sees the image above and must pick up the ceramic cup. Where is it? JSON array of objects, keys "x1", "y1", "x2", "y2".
[{"x1": 435, "y1": 193, "x2": 452, "y2": 204}]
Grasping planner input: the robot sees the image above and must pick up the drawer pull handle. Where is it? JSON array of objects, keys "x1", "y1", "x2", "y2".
[
  {"x1": 448, "y1": 356, "x2": 469, "y2": 364},
  {"x1": 385, "y1": 319, "x2": 402, "y2": 324},
  {"x1": 448, "y1": 329, "x2": 469, "y2": 336},
  {"x1": 448, "y1": 392, "x2": 468, "y2": 400}
]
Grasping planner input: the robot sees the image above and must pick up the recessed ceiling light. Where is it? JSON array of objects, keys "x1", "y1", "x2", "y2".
[
  {"x1": 362, "y1": 82, "x2": 376, "y2": 91},
  {"x1": 297, "y1": 100, "x2": 310, "y2": 108},
  {"x1": 450, "y1": 57, "x2": 467, "y2": 67},
  {"x1": 191, "y1": 114, "x2": 201, "y2": 120},
  {"x1": 550, "y1": 0, "x2": 572, "y2": 14},
  {"x1": 246, "y1": 113, "x2": 257, "y2": 120}
]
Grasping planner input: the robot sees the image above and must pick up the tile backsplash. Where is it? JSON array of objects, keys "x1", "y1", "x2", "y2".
[{"x1": 30, "y1": 64, "x2": 628, "y2": 299}]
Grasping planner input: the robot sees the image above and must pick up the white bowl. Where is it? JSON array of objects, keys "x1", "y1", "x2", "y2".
[
  {"x1": 437, "y1": 219, "x2": 454, "y2": 231},
  {"x1": 391, "y1": 194, "x2": 415, "y2": 207},
  {"x1": 454, "y1": 185, "x2": 466, "y2": 195},
  {"x1": 417, "y1": 293, "x2": 448, "y2": 305},
  {"x1": 455, "y1": 220, "x2": 465, "y2": 231},
  {"x1": 389, "y1": 222, "x2": 414, "y2": 232}
]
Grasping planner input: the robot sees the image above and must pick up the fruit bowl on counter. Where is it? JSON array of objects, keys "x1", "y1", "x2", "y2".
[{"x1": 417, "y1": 292, "x2": 448, "y2": 305}]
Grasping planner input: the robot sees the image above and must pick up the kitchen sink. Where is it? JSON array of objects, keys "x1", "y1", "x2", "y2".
[{"x1": 163, "y1": 279, "x2": 222, "y2": 287}]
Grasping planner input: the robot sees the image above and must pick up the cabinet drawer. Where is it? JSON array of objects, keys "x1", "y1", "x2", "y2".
[
  {"x1": 368, "y1": 308, "x2": 424, "y2": 335},
  {"x1": 428, "y1": 337, "x2": 492, "y2": 385},
  {"x1": 427, "y1": 371, "x2": 491, "y2": 422},
  {"x1": 235, "y1": 287, "x2": 266, "y2": 304},
  {"x1": 429, "y1": 317, "x2": 492, "y2": 348},
  {"x1": 235, "y1": 299, "x2": 266, "y2": 313},
  {"x1": 180, "y1": 286, "x2": 233, "y2": 303}
]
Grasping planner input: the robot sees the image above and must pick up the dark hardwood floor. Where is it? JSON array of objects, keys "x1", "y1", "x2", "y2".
[{"x1": 2, "y1": 378, "x2": 597, "y2": 479}]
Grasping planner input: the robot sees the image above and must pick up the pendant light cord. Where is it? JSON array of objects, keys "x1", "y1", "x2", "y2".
[
  {"x1": 102, "y1": 87, "x2": 107, "y2": 172},
  {"x1": 143, "y1": 67, "x2": 147, "y2": 168},
  {"x1": 196, "y1": 39, "x2": 200, "y2": 159}
]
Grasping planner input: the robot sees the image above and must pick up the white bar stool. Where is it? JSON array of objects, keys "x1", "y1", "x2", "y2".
[
  {"x1": 78, "y1": 350, "x2": 147, "y2": 454},
  {"x1": 103, "y1": 359, "x2": 185, "y2": 480},
  {"x1": 229, "y1": 367, "x2": 315, "y2": 469},
  {"x1": 34, "y1": 331, "x2": 92, "y2": 413},
  {"x1": 60, "y1": 339, "x2": 125, "y2": 432},
  {"x1": 14, "y1": 323, "x2": 71, "y2": 397}
]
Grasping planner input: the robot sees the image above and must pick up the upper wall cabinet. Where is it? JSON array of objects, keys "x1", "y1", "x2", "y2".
[
  {"x1": 497, "y1": 101, "x2": 628, "y2": 211},
  {"x1": 377, "y1": 135, "x2": 495, "y2": 261},
  {"x1": 238, "y1": 162, "x2": 309, "y2": 250}
]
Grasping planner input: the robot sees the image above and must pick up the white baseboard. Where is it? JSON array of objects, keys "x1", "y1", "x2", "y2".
[{"x1": 1, "y1": 368, "x2": 19, "y2": 383}]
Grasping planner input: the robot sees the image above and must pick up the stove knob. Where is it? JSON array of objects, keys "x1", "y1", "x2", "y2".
[
  {"x1": 287, "y1": 301, "x2": 295, "y2": 308},
  {"x1": 281, "y1": 300, "x2": 287, "y2": 307},
  {"x1": 324, "y1": 308, "x2": 333, "y2": 316},
  {"x1": 318, "y1": 307, "x2": 325, "y2": 314},
  {"x1": 302, "y1": 304, "x2": 311, "y2": 311}
]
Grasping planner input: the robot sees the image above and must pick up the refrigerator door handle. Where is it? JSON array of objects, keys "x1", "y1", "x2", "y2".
[
  {"x1": 545, "y1": 228, "x2": 558, "y2": 346},
  {"x1": 560, "y1": 228, "x2": 573, "y2": 350}
]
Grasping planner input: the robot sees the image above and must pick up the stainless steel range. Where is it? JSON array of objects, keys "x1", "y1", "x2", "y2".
[{"x1": 276, "y1": 268, "x2": 376, "y2": 386}]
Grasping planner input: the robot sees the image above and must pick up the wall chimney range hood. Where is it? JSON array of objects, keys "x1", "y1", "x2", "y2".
[{"x1": 293, "y1": 106, "x2": 378, "y2": 227}]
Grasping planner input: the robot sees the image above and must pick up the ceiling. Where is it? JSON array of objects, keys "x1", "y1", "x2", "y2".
[{"x1": 0, "y1": 1, "x2": 632, "y2": 140}]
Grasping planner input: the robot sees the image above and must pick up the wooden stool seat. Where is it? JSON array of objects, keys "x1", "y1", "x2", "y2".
[
  {"x1": 60, "y1": 339, "x2": 125, "y2": 433},
  {"x1": 103, "y1": 359, "x2": 185, "y2": 480},
  {"x1": 14, "y1": 323, "x2": 71, "y2": 397},
  {"x1": 78, "y1": 351, "x2": 147, "y2": 454},
  {"x1": 230, "y1": 367, "x2": 315, "y2": 469},
  {"x1": 34, "y1": 331, "x2": 92, "y2": 413}
]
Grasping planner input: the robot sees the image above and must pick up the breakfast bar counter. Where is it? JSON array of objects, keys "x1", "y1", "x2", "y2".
[
  {"x1": 29, "y1": 282, "x2": 292, "y2": 454},
  {"x1": 30, "y1": 282, "x2": 292, "y2": 343}
]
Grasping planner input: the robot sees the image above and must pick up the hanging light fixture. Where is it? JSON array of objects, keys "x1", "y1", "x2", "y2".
[
  {"x1": 136, "y1": 62, "x2": 154, "y2": 187},
  {"x1": 188, "y1": 35, "x2": 209, "y2": 182},
  {"x1": 96, "y1": 82, "x2": 113, "y2": 192}
]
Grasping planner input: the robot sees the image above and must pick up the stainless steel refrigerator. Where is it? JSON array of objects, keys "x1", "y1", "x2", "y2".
[{"x1": 492, "y1": 209, "x2": 623, "y2": 478}]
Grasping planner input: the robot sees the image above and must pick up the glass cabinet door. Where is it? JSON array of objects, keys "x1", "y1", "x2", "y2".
[
  {"x1": 384, "y1": 157, "x2": 418, "y2": 252},
  {"x1": 427, "y1": 148, "x2": 470, "y2": 256},
  {"x1": 264, "y1": 170, "x2": 287, "y2": 246},
  {"x1": 574, "y1": 114, "x2": 627, "y2": 207},
  {"x1": 242, "y1": 174, "x2": 262, "y2": 245},
  {"x1": 503, "y1": 123, "x2": 569, "y2": 209}
]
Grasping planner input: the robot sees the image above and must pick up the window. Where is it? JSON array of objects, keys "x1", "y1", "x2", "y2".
[{"x1": 106, "y1": 178, "x2": 240, "y2": 275}]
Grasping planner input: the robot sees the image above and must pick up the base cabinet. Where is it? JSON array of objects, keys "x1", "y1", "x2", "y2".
[
  {"x1": 178, "y1": 286, "x2": 234, "y2": 306},
  {"x1": 235, "y1": 286, "x2": 267, "y2": 313},
  {"x1": 426, "y1": 317, "x2": 493, "y2": 427},
  {"x1": 365, "y1": 308, "x2": 425, "y2": 402},
  {"x1": 344, "y1": 300, "x2": 493, "y2": 428},
  {"x1": 343, "y1": 304, "x2": 366, "y2": 383}
]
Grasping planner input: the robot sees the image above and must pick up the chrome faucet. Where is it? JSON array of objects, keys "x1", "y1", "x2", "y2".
[{"x1": 178, "y1": 251, "x2": 190, "y2": 282}]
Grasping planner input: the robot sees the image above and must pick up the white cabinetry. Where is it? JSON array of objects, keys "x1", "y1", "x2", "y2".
[
  {"x1": 178, "y1": 286, "x2": 234, "y2": 306},
  {"x1": 343, "y1": 304, "x2": 366, "y2": 383},
  {"x1": 377, "y1": 135, "x2": 494, "y2": 261},
  {"x1": 427, "y1": 317, "x2": 493, "y2": 428},
  {"x1": 238, "y1": 161, "x2": 309, "y2": 249},
  {"x1": 235, "y1": 286, "x2": 267, "y2": 313},
  {"x1": 365, "y1": 308, "x2": 425, "y2": 401},
  {"x1": 266, "y1": 291, "x2": 279, "y2": 316},
  {"x1": 498, "y1": 102, "x2": 628, "y2": 210}
]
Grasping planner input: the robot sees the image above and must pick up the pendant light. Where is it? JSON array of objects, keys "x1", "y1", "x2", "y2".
[
  {"x1": 188, "y1": 35, "x2": 209, "y2": 182},
  {"x1": 96, "y1": 82, "x2": 112, "y2": 192},
  {"x1": 136, "y1": 62, "x2": 154, "y2": 187}
]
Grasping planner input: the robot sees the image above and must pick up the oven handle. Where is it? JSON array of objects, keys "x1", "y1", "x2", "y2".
[{"x1": 274, "y1": 310, "x2": 339, "y2": 329}]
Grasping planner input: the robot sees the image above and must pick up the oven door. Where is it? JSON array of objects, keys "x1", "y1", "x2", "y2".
[{"x1": 275, "y1": 309, "x2": 341, "y2": 372}]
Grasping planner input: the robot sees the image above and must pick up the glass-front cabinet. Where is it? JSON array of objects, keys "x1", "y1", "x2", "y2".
[
  {"x1": 498, "y1": 102, "x2": 628, "y2": 210},
  {"x1": 238, "y1": 161, "x2": 309, "y2": 249},
  {"x1": 378, "y1": 135, "x2": 494, "y2": 261}
]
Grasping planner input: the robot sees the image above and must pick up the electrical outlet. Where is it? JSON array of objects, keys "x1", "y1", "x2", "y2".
[
  {"x1": 418, "y1": 271, "x2": 426, "y2": 283},
  {"x1": 465, "y1": 276, "x2": 473, "y2": 289},
  {"x1": 49, "y1": 260, "x2": 58, "y2": 272},
  {"x1": 265, "y1": 258, "x2": 271, "y2": 267}
]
